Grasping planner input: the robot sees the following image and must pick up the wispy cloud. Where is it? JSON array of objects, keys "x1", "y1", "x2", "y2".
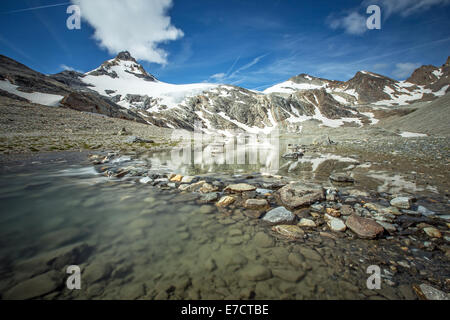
[
  {"x1": 327, "y1": 0, "x2": 450, "y2": 35},
  {"x1": 208, "y1": 53, "x2": 268, "y2": 84},
  {"x1": 60, "y1": 64, "x2": 84, "y2": 73},
  {"x1": 392, "y1": 62, "x2": 421, "y2": 79},
  {"x1": 1, "y1": 2, "x2": 70, "y2": 14}
]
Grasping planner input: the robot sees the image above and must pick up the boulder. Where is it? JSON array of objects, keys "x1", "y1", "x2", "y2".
[{"x1": 244, "y1": 199, "x2": 269, "y2": 210}]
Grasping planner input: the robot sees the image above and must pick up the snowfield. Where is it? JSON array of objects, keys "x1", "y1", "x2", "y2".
[
  {"x1": 82, "y1": 59, "x2": 217, "y2": 111},
  {"x1": 0, "y1": 80, "x2": 64, "y2": 107}
]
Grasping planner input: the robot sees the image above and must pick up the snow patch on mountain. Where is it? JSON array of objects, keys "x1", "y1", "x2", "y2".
[{"x1": 0, "y1": 80, "x2": 64, "y2": 106}]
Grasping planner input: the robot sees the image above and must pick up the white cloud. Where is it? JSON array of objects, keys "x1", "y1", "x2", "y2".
[
  {"x1": 72, "y1": 0, "x2": 183, "y2": 64},
  {"x1": 392, "y1": 62, "x2": 421, "y2": 79},
  {"x1": 60, "y1": 64, "x2": 83, "y2": 73},
  {"x1": 327, "y1": 11, "x2": 367, "y2": 35}
]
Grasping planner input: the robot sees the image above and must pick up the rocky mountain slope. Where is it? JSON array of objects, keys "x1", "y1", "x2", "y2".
[
  {"x1": 0, "y1": 52, "x2": 448, "y2": 133},
  {"x1": 377, "y1": 93, "x2": 450, "y2": 136},
  {"x1": 265, "y1": 57, "x2": 449, "y2": 107}
]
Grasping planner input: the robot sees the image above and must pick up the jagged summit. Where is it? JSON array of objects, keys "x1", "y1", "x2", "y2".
[
  {"x1": 115, "y1": 51, "x2": 136, "y2": 62},
  {"x1": 86, "y1": 51, "x2": 157, "y2": 82}
]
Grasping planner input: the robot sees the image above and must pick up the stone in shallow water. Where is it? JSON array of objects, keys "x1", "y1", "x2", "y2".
[
  {"x1": 329, "y1": 173, "x2": 354, "y2": 183},
  {"x1": 241, "y1": 265, "x2": 272, "y2": 281},
  {"x1": 327, "y1": 217, "x2": 346, "y2": 232},
  {"x1": 272, "y1": 225, "x2": 304, "y2": 239},
  {"x1": 170, "y1": 174, "x2": 183, "y2": 182},
  {"x1": 225, "y1": 183, "x2": 256, "y2": 193},
  {"x1": 199, "y1": 192, "x2": 220, "y2": 203},
  {"x1": 414, "y1": 284, "x2": 449, "y2": 300},
  {"x1": 199, "y1": 183, "x2": 219, "y2": 193},
  {"x1": 139, "y1": 176, "x2": 152, "y2": 184},
  {"x1": 298, "y1": 218, "x2": 316, "y2": 228},
  {"x1": 244, "y1": 199, "x2": 269, "y2": 210},
  {"x1": 253, "y1": 232, "x2": 274, "y2": 248},
  {"x1": 181, "y1": 176, "x2": 195, "y2": 183},
  {"x1": 272, "y1": 268, "x2": 306, "y2": 283},
  {"x1": 423, "y1": 227, "x2": 442, "y2": 238},
  {"x1": 345, "y1": 214, "x2": 384, "y2": 239},
  {"x1": 4, "y1": 271, "x2": 59, "y2": 300},
  {"x1": 278, "y1": 183, "x2": 325, "y2": 209},
  {"x1": 216, "y1": 196, "x2": 235, "y2": 207},
  {"x1": 262, "y1": 207, "x2": 295, "y2": 225},
  {"x1": 390, "y1": 197, "x2": 412, "y2": 209},
  {"x1": 288, "y1": 252, "x2": 305, "y2": 267},
  {"x1": 340, "y1": 205, "x2": 354, "y2": 216}
]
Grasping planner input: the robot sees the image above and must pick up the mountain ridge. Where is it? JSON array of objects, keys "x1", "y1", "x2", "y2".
[{"x1": 0, "y1": 52, "x2": 448, "y2": 133}]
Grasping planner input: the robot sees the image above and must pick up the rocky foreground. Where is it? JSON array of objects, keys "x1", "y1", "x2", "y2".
[{"x1": 80, "y1": 149, "x2": 450, "y2": 300}]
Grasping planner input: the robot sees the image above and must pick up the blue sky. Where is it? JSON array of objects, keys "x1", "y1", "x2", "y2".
[{"x1": 0, "y1": 0, "x2": 449, "y2": 90}]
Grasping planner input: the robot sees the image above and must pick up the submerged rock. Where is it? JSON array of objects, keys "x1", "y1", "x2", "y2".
[
  {"x1": 345, "y1": 214, "x2": 384, "y2": 239},
  {"x1": 4, "y1": 271, "x2": 60, "y2": 300},
  {"x1": 241, "y1": 265, "x2": 272, "y2": 281},
  {"x1": 244, "y1": 199, "x2": 269, "y2": 210},
  {"x1": 253, "y1": 232, "x2": 274, "y2": 248},
  {"x1": 262, "y1": 207, "x2": 296, "y2": 225},
  {"x1": 272, "y1": 225, "x2": 304, "y2": 239},
  {"x1": 277, "y1": 183, "x2": 325, "y2": 209},
  {"x1": 329, "y1": 173, "x2": 354, "y2": 183}
]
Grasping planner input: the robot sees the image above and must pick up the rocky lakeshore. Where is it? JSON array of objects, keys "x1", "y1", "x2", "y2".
[{"x1": 57, "y1": 149, "x2": 448, "y2": 300}]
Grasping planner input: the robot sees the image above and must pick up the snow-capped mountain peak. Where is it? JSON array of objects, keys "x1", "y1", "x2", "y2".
[{"x1": 86, "y1": 51, "x2": 157, "y2": 82}]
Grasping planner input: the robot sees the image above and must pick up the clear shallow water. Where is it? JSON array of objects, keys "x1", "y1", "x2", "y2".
[{"x1": 0, "y1": 148, "x2": 447, "y2": 300}]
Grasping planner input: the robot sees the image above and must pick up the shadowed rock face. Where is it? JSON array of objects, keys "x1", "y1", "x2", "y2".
[{"x1": 60, "y1": 91, "x2": 147, "y2": 124}]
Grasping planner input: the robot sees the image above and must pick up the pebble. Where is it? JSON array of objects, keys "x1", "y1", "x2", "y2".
[
  {"x1": 298, "y1": 218, "x2": 316, "y2": 228},
  {"x1": 390, "y1": 197, "x2": 412, "y2": 209},
  {"x1": 216, "y1": 196, "x2": 235, "y2": 207},
  {"x1": 423, "y1": 227, "x2": 442, "y2": 238},
  {"x1": 244, "y1": 199, "x2": 269, "y2": 210},
  {"x1": 327, "y1": 217, "x2": 347, "y2": 232}
]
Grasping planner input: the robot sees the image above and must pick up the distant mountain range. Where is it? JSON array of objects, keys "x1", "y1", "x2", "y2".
[{"x1": 0, "y1": 52, "x2": 448, "y2": 133}]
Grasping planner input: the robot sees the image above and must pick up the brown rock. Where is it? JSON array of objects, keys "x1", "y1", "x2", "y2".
[
  {"x1": 345, "y1": 214, "x2": 384, "y2": 239},
  {"x1": 244, "y1": 199, "x2": 269, "y2": 210},
  {"x1": 277, "y1": 183, "x2": 325, "y2": 209}
]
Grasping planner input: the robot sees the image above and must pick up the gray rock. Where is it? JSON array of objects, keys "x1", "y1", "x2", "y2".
[
  {"x1": 124, "y1": 136, "x2": 154, "y2": 144},
  {"x1": 417, "y1": 284, "x2": 449, "y2": 300},
  {"x1": 390, "y1": 197, "x2": 412, "y2": 209},
  {"x1": 329, "y1": 173, "x2": 354, "y2": 183},
  {"x1": 199, "y1": 192, "x2": 220, "y2": 203},
  {"x1": 262, "y1": 207, "x2": 295, "y2": 225}
]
